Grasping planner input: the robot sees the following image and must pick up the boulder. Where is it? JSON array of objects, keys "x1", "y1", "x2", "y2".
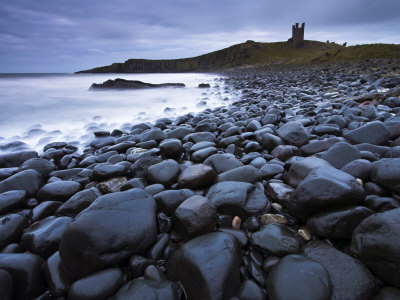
[
  {"x1": 343, "y1": 121, "x2": 390, "y2": 145},
  {"x1": 0, "y1": 169, "x2": 42, "y2": 197},
  {"x1": 0, "y1": 211, "x2": 29, "y2": 249},
  {"x1": 206, "y1": 181, "x2": 269, "y2": 217},
  {"x1": 307, "y1": 206, "x2": 374, "y2": 239},
  {"x1": 0, "y1": 190, "x2": 26, "y2": 215},
  {"x1": 351, "y1": 208, "x2": 400, "y2": 287},
  {"x1": 113, "y1": 279, "x2": 180, "y2": 300},
  {"x1": 0, "y1": 150, "x2": 38, "y2": 168},
  {"x1": 147, "y1": 159, "x2": 180, "y2": 187},
  {"x1": 321, "y1": 142, "x2": 361, "y2": 169},
  {"x1": 90, "y1": 78, "x2": 185, "y2": 90},
  {"x1": 37, "y1": 181, "x2": 81, "y2": 202},
  {"x1": 0, "y1": 253, "x2": 46, "y2": 300},
  {"x1": 56, "y1": 187, "x2": 102, "y2": 218},
  {"x1": 166, "y1": 232, "x2": 241, "y2": 300},
  {"x1": 286, "y1": 157, "x2": 331, "y2": 187},
  {"x1": 370, "y1": 158, "x2": 400, "y2": 193},
  {"x1": 289, "y1": 167, "x2": 365, "y2": 221},
  {"x1": 59, "y1": 189, "x2": 157, "y2": 279},
  {"x1": 266, "y1": 254, "x2": 331, "y2": 300},
  {"x1": 277, "y1": 121, "x2": 310, "y2": 147},
  {"x1": 217, "y1": 165, "x2": 261, "y2": 183},
  {"x1": 173, "y1": 195, "x2": 217, "y2": 240},
  {"x1": 302, "y1": 241, "x2": 377, "y2": 300},
  {"x1": 178, "y1": 164, "x2": 217, "y2": 189}
]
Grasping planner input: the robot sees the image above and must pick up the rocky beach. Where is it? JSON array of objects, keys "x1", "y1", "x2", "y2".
[{"x1": 1, "y1": 58, "x2": 400, "y2": 300}]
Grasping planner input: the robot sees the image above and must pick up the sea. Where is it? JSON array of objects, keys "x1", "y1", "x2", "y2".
[{"x1": 0, "y1": 73, "x2": 240, "y2": 153}]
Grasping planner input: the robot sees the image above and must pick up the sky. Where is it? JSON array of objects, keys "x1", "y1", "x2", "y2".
[{"x1": 1, "y1": 0, "x2": 399, "y2": 73}]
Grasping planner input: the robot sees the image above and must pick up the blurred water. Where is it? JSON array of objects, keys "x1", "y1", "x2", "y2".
[{"x1": 0, "y1": 73, "x2": 239, "y2": 153}]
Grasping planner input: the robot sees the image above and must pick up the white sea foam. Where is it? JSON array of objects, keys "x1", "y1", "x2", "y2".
[{"x1": 0, "y1": 73, "x2": 239, "y2": 153}]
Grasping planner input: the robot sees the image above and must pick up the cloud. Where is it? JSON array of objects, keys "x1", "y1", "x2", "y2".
[{"x1": 0, "y1": 0, "x2": 399, "y2": 72}]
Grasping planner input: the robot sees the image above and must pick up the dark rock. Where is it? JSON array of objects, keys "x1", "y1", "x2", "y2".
[
  {"x1": 207, "y1": 181, "x2": 269, "y2": 217},
  {"x1": 159, "y1": 138, "x2": 183, "y2": 159},
  {"x1": 341, "y1": 159, "x2": 372, "y2": 181},
  {"x1": 21, "y1": 216, "x2": 72, "y2": 258},
  {"x1": 59, "y1": 189, "x2": 157, "y2": 279},
  {"x1": 167, "y1": 127, "x2": 194, "y2": 140},
  {"x1": 300, "y1": 137, "x2": 342, "y2": 156},
  {"x1": 0, "y1": 268, "x2": 13, "y2": 300},
  {"x1": 302, "y1": 241, "x2": 377, "y2": 300},
  {"x1": 178, "y1": 164, "x2": 217, "y2": 189},
  {"x1": 198, "y1": 83, "x2": 210, "y2": 88},
  {"x1": 351, "y1": 208, "x2": 400, "y2": 287},
  {"x1": 321, "y1": 142, "x2": 361, "y2": 169},
  {"x1": 277, "y1": 121, "x2": 310, "y2": 146},
  {"x1": 121, "y1": 178, "x2": 146, "y2": 191},
  {"x1": 144, "y1": 183, "x2": 165, "y2": 195},
  {"x1": 270, "y1": 145, "x2": 301, "y2": 161},
  {"x1": 344, "y1": 121, "x2": 390, "y2": 145},
  {"x1": 364, "y1": 181, "x2": 390, "y2": 196},
  {"x1": 0, "y1": 253, "x2": 46, "y2": 300},
  {"x1": 147, "y1": 159, "x2": 180, "y2": 187},
  {"x1": 203, "y1": 153, "x2": 242, "y2": 173},
  {"x1": 286, "y1": 157, "x2": 332, "y2": 187},
  {"x1": 56, "y1": 187, "x2": 101, "y2": 218},
  {"x1": 147, "y1": 233, "x2": 169, "y2": 260},
  {"x1": 113, "y1": 279, "x2": 180, "y2": 300},
  {"x1": 266, "y1": 254, "x2": 331, "y2": 300},
  {"x1": 236, "y1": 280, "x2": 264, "y2": 300},
  {"x1": 37, "y1": 181, "x2": 81, "y2": 202},
  {"x1": 0, "y1": 150, "x2": 38, "y2": 168},
  {"x1": 19, "y1": 158, "x2": 56, "y2": 178},
  {"x1": 31, "y1": 201, "x2": 62, "y2": 223},
  {"x1": 185, "y1": 132, "x2": 216, "y2": 144},
  {"x1": 90, "y1": 136, "x2": 115, "y2": 149},
  {"x1": 364, "y1": 195, "x2": 400, "y2": 212},
  {"x1": 43, "y1": 251, "x2": 72, "y2": 298},
  {"x1": 0, "y1": 190, "x2": 26, "y2": 215},
  {"x1": 191, "y1": 147, "x2": 217, "y2": 163},
  {"x1": 289, "y1": 167, "x2": 365, "y2": 221},
  {"x1": 68, "y1": 268, "x2": 123, "y2": 300},
  {"x1": 373, "y1": 287, "x2": 400, "y2": 300},
  {"x1": 0, "y1": 167, "x2": 18, "y2": 180},
  {"x1": 128, "y1": 255, "x2": 154, "y2": 278},
  {"x1": 250, "y1": 223, "x2": 299, "y2": 256},
  {"x1": 217, "y1": 165, "x2": 261, "y2": 183},
  {"x1": 131, "y1": 155, "x2": 163, "y2": 178},
  {"x1": 307, "y1": 206, "x2": 374, "y2": 239},
  {"x1": 0, "y1": 211, "x2": 29, "y2": 249},
  {"x1": 260, "y1": 163, "x2": 284, "y2": 179},
  {"x1": 370, "y1": 158, "x2": 400, "y2": 193},
  {"x1": 90, "y1": 78, "x2": 185, "y2": 89},
  {"x1": 174, "y1": 195, "x2": 217, "y2": 240},
  {"x1": 92, "y1": 164, "x2": 126, "y2": 180},
  {"x1": 0, "y1": 169, "x2": 42, "y2": 197},
  {"x1": 166, "y1": 232, "x2": 241, "y2": 300},
  {"x1": 154, "y1": 189, "x2": 195, "y2": 215},
  {"x1": 218, "y1": 228, "x2": 249, "y2": 247},
  {"x1": 265, "y1": 181, "x2": 294, "y2": 205}
]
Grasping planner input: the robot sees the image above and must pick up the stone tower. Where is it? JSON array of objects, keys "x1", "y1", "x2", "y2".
[{"x1": 291, "y1": 22, "x2": 305, "y2": 48}]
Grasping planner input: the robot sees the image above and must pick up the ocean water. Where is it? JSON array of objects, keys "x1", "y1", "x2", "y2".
[{"x1": 0, "y1": 73, "x2": 239, "y2": 153}]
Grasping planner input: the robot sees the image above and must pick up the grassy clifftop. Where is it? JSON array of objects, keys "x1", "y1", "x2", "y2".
[{"x1": 76, "y1": 41, "x2": 400, "y2": 73}]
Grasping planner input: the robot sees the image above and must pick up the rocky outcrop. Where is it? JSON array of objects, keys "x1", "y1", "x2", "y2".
[{"x1": 90, "y1": 78, "x2": 185, "y2": 90}]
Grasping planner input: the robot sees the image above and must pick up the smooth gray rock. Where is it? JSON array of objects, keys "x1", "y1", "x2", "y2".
[{"x1": 344, "y1": 121, "x2": 390, "y2": 145}]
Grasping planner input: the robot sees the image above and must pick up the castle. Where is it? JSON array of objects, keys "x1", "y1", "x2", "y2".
[{"x1": 290, "y1": 22, "x2": 305, "y2": 48}]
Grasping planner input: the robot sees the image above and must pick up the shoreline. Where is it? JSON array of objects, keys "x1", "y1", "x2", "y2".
[{"x1": 1, "y1": 58, "x2": 400, "y2": 299}]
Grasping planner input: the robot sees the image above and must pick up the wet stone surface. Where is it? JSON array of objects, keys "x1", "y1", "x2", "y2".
[{"x1": 0, "y1": 58, "x2": 400, "y2": 299}]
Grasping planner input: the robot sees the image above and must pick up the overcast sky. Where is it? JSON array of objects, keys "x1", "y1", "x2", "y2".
[{"x1": 1, "y1": 0, "x2": 399, "y2": 73}]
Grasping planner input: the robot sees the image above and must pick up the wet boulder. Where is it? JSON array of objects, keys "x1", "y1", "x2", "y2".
[
  {"x1": 173, "y1": 195, "x2": 217, "y2": 240},
  {"x1": 0, "y1": 211, "x2": 29, "y2": 249},
  {"x1": 59, "y1": 189, "x2": 157, "y2": 279},
  {"x1": 203, "y1": 153, "x2": 242, "y2": 173},
  {"x1": 178, "y1": 164, "x2": 217, "y2": 189},
  {"x1": 166, "y1": 232, "x2": 241, "y2": 300},
  {"x1": 206, "y1": 181, "x2": 269, "y2": 217},
  {"x1": 277, "y1": 121, "x2": 310, "y2": 147},
  {"x1": 286, "y1": 157, "x2": 332, "y2": 187},
  {"x1": 351, "y1": 208, "x2": 400, "y2": 287},
  {"x1": 307, "y1": 206, "x2": 374, "y2": 239},
  {"x1": 37, "y1": 181, "x2": 81, "y2": 202},
  {"x1": 266, "y1": 254, "x2": 331, "y2": 300},
  {"x1": 250, "y1": 223, "x2": 299, "y2": 256},
  {"x1": 217, "y1": 165, "x2": 261, "y2": 184},
  {"x1": 154, "y1": 189, "x2": 195, "y2": 216},
  {"x1": 56, "y1": 187, "x2": 102, "y2": 218},
  {"x1": 321, "y1": 142, "x2": 361, "y2": 169},
  {"x1": 21, "y1": 216, "x2": 73, "y2": 258},
  {"x1": 0, "y1": 190, "x2": 26, "y2": 215},
  {"x1": 370, "y1": 158, "x2": 400, "y2": 193},
  {"x1": 288, "y1": 167, "x2": 365, "y2": 221},
  {"x1": 68, "y1": 268, "x2": 124, "y2": 300},
  {"x1": 113, "y1": 279, "x2": 180, "y2": 300},
  {"x1": 147, "y1": 159, "x2": 180, "y2": 187},
  {"x1": 0, "y1": 150, "x2": 38, "y2": 168},
  {"x1": 0, "y1": 169, "x2": 42, "y2": 197},
  {"x1": 302, "y1": 241, "x2": 377, "y2": 300},
  {"x1": 0, "y1": 253, "x2": 46, "y2": 300},
  {"x1": 343, "y1": 121, "x2": 390, "y2": 145}
]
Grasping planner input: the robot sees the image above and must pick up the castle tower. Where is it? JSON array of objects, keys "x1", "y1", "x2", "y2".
[{"x1": 291, "y1": 22, "x2": 305, "y2": 48}]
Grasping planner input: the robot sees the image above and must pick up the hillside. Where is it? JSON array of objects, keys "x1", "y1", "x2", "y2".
[{"x1": 76, "y1": 41, "x2": 400, "y2": 73}]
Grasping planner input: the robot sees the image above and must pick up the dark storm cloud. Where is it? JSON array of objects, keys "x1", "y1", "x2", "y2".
[{"x1": 0, "y1": 0, "x2": 399, "y2": 72}]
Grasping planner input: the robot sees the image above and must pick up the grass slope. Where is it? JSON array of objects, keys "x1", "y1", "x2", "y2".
[{"x1": 76, "y1": 41, "x2": 400, "y2": 73}]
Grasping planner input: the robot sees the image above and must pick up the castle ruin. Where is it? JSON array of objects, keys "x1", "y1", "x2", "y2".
[{"x1": 291, "y1": 22, "x2": 305, "y2": 48}]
